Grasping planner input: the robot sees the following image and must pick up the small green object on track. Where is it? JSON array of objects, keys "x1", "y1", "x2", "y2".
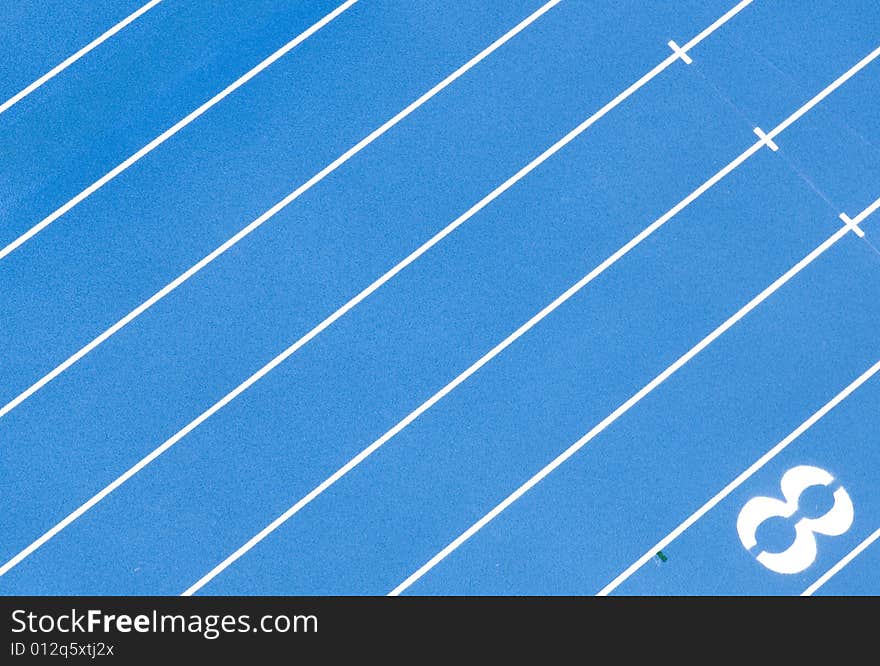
[{"x1": 656, "y1": 550, "x2": 668, "y2": 563}]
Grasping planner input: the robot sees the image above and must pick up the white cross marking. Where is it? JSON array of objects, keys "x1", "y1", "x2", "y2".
[
  {"x1": 668, "y1": 40, "x2": 693, "y2": 64},
  {"x1": 753, "y1": 126, "x2": 779, "y2": 151},
  {"x1": 839, "y1": 213, "x2": 866, "y2": 237}
]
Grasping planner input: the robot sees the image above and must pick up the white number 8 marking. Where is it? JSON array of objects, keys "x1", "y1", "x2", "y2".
[{"x1": 736, "y1": 465, "x2": 854, "y2": 574}]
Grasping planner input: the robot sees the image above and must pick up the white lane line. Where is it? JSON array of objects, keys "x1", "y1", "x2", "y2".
[
  {"x1": 391, "y1": 193, "x2": 880, "y2": 596},
  {"x1": 601, "y1": 357, "x2": 880, "y2": 596},
  {"x1": 0, "y1": 0, "x2": 569, "y2": 576},
  {"x1": 849, "y1": 196, "x2": 880, "y2": 226},
  {"x1": 1, "y1": 0, "x2": 753, "y2": 582},
  {"x1": 0, "y1": 0, "x2": 359, "y2": 262},
  {"x1": 0, "y1": 0, "x2": 164, "y2": 116},
  {"x1": 753, "y1": 126, "x2": 779, "y2": 151},
  {"x1": 802, "y1": 528, "x2": 880, "y2": 596},
  {"x1": 0, "y1": 0, "x2": 565, "y2": 421},
  {"x1": 680, "y1": 0, "x2": 753, "y2": 52},
  {"x1": 766, "y1": 45, "x2": 880, "y2": 140}
]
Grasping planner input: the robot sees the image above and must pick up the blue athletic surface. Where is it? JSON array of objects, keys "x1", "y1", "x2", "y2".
[{"x1": 1, "y1": 0, "x2": 878, "y2": 595}]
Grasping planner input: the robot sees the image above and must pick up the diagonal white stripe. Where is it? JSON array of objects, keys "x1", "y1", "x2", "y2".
[
  {"x1": 0, "y1": 0, "x2": 164, "y2": 115},
  {"x1": 851, "y1": 195, "x2": 880, "y2": 226},
  {"x1": 802, "y1": 527, "x2": 880, "y2": 596}
]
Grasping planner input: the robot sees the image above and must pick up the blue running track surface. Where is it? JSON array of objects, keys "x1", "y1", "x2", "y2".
[{"x1": 1, "y1": 0, "x2": 878, "y2": 595}]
